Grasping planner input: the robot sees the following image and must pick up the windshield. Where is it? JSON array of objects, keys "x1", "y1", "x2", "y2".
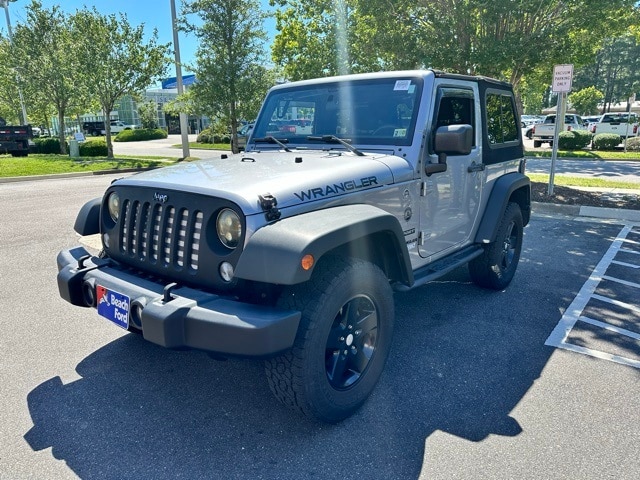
[{"x1": 250, "y1": 77, "x2": 423, "y2": 149}]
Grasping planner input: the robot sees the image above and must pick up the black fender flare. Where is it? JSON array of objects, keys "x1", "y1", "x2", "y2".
[
  {"x1": 74, "y1": 197, "x2": 101, "y2": 235},
  {"x1": 234, "y1": 204, "x2": 414, "y2": 286},
  {"x1": 474, "y1": 173, "x2": 531, "y2": 244}
]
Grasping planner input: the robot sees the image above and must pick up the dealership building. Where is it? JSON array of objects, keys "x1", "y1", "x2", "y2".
[{"x1": 51, "y1": 74, "x2": 208, "y2": 135}]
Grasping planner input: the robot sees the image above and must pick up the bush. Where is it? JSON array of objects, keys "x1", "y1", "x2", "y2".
[
  {"x1": 32, "y1": 137, "x2": 67, "y2": 154},
  {"x1": 197, "y1": 127, "x2": 213, "y2": 143},
  {"x1": 197, "y1": 127, "x2": 229, "y2": 145},
  {"x1": 79, "y1": 138, "x2": 107, "y2": 156},
  {"x1": 624, "y1": 136, "x2": 640, "y2": 151},
  {"x1": 558, "y1": 130, "x2": 592, "y2": 150},
  {"x1": 113, "y1": 128, "x2": 168, "y2": 142},
  {"x1": 592, "y1": 133, "x2": 622, "y2": 151}
]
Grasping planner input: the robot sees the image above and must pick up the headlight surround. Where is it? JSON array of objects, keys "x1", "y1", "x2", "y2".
[
  {"x1": 107, "y1": 192, "x2": 120, "y2": 222},
  {"x1": 216, "y1": 208, "x2": 242, "y2": 249}
]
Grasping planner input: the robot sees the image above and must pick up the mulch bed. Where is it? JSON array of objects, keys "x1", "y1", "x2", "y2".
[{"x1": 531, "y1": 182, "x2": 640, "y2": 210}]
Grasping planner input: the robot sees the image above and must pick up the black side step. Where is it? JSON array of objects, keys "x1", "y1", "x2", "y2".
[{"x1": 393, "y1": 245, "x2": 484, "y2": 292}]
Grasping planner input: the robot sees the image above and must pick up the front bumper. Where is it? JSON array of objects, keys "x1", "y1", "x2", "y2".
[{"x1": 57, "y1": 247, "x2": 301, "y2": 357}]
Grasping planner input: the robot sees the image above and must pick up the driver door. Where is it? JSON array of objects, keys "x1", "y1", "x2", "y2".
[{"x1": 419, "y1": 84, "x2": 483, "y2": 258}]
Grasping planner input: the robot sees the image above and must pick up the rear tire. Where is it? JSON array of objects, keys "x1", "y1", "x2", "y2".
[
  {"x1": 469, "y1": 202, "x2": 523, "y2": 290},
  {"x1": 265, "y1": 256, "x2": 394, "y2": 423},
  {"x1": 533, "y1": 140, "x2": 541, "y2": 148}
]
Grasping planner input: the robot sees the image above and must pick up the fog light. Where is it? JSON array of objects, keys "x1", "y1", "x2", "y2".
[
  {"x1": 82, "y1": 280, "x2": 96, "y2": 307},
  {"x1": 130, "y1": 299, "x2": 146, "y2": 329},
  {"x1": 219, "y1": 262, "x2": 234, "y2": 282}
]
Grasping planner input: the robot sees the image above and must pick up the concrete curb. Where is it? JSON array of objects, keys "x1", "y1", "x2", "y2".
[
  {"x1": 532, "y1": 201, "x2": 640, "y2": 222},
  {"x1": 0, "y1": 167, "x2": 156, "y2": 184}
]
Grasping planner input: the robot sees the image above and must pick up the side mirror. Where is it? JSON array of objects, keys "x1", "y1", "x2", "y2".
[
  {"x1": 425, "y1": 124, "x2": 473, "y2": 176},
  {"x1": 434, "y1": 124, "x2": 473, "y2": 155}
]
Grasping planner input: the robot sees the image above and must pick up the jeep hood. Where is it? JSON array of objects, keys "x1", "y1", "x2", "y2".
[{"x1": 117, "y1": 150, "x2": 414, "y2": 214}]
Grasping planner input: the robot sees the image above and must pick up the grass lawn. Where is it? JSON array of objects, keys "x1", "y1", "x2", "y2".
[
  {"x1": 0, "y1": 154, "x2": 178, "y2": 178},
  {"x1": 183, "y1": 142, "x2": 231, "y2": 150},
  {"x1": 525, "y1": 149, "x2": 640, "y2": 161},
  {"x1": 527, "y1": 173, "x2": 640, "y2": 190}
]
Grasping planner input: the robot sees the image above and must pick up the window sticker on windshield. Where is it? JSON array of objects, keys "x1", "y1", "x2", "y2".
[
  {"x1": 394, "y1": 80, "x2": 411, "y2": 91},
  {"x1": 393, "y1": 129, "x2": 407, "y2": 137},
  {"x1": 408, "y1": 85, "x2": 416, "y2": 93}
]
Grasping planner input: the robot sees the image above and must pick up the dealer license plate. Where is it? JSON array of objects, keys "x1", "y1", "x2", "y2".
[{"x1": 96, "y1": 285, "x2": 130, "y2": 330}]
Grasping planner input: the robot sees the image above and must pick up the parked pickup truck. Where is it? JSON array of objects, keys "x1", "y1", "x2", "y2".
[
  {"x1": 0, "y1": 116, "x2": 32, "y2": 157},
  {"x1": 589, "y1": 113, "x2": 639, "y2": 140},
  {"x1": 57, "y1": 70, "x2": 530, "y2": 423},
  {"x1": 532, "y1": 113, "x2": 585, "y2": 147}
]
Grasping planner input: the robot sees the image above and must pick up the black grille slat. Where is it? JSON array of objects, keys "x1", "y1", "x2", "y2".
[
  {"x1": 190, "y1": 211, "x2": 203, "y2": 270},
  {"x1": 151, "y1": 204, "x2": 162, "y2": 262},
  {"x1": 163, "y1": 206, "x2": 175, "y2": 266},
  {"x1": 130, "y1": 201, "x2": 140, "y2": 255},
  {"x1": 137, "y1": 202, "x2": 151, "y2": 259}
]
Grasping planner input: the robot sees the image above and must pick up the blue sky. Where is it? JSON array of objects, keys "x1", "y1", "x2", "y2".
[{"x1": 2, "y1": 0, "x2": 277, "y2": 74}]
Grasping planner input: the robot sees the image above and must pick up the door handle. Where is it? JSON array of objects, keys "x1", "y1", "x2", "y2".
[{"x1": 467, "y1": 162, "x2": 485, "y2": 172}]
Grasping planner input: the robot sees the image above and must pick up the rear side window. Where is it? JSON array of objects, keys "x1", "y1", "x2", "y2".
[{"x1": 486, "y1": 92, "x2": 518, "y2": 144}]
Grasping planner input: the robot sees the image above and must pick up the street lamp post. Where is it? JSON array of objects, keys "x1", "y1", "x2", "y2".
[
  {"x1": 170, "y1": 0, "x2": 190, "y2": 159},
  {"x1": 1, "y1": 0, "x2": 28, "y2": 125}
]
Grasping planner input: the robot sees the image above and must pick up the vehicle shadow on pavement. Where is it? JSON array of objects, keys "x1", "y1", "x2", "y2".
[
  {"x1": 20, "y1": 302, "x2": 535, "y2": 479},
  {"x1": 22, "y1": 218, "x2": 617, "y2": 479},
  {"x1": 21, "y1": 286, "x2": 548, "y2": 480}
]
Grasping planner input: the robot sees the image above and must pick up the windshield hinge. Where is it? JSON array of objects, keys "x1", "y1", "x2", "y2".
[
  {"x1": 420, "y1": 182, "x2": 428, "y2": 196},
  {"x1": 258, "y1": 193, "x2": 281, "y2": 221}
]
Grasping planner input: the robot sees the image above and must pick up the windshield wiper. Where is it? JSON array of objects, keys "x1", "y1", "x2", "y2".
[
  {"x1": 306, "y1": 135, "x2": 365, "y2": 156},
  {"x1": 253, "y1": 136, "x2": 292, "y2": 152}
]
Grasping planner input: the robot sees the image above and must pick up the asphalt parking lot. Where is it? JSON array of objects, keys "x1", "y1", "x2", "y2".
[{"x1": 1, "y1": 175, "x2": 639, "y2": 479}]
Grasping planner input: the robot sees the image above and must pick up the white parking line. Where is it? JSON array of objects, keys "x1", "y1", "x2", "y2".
[{"x1": 545, "y1": 225, "x2": 640, "y2": 369}]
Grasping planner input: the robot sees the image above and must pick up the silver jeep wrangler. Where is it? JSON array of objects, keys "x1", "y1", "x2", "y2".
[{"x1": 57, "y1": 70, "x2": 530, "y2": 423}]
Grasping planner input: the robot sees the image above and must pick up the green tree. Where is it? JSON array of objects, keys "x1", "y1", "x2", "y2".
[
  {"x1": 272, "y1": 0, "x2": 638, "y2": 92},
  {"x1": 569, "y1": 87, "x2": 605, "y2": 116},
  {"x1": 0, "y1": 37, "x2": 23, "y2": 124},
  {"x1": 11, "y1": 1, "x2": 86, "y2": 153},
  {"x1": 71, "y1": 7, "x2": 169, "y2": 158},
  {"x1": 137, "y1": 99, "x2": 160, "y2": 130},
  {"x1": 574, "y1": 33, "x2": 640, "y2": 113},
  {"x1": 181, "y1": 0, "x2": 270, "y2": 153}
]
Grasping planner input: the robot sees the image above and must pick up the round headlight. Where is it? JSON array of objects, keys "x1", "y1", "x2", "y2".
[
  {"x1": 216, "y1": 208, "x2": 242, "y2": 249},
  {"x1": 107, "y1": 192, "x2": 120, "y2": 222}
]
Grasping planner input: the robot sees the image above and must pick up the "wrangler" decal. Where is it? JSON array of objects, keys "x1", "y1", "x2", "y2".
[{"x1": 294, "y1": 176, "x2": 378, "y2": 201}]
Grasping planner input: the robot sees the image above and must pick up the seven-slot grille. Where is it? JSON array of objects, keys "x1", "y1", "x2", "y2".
[{"x1": 120, "y1": 199, "x2": 203, "y2": 271}]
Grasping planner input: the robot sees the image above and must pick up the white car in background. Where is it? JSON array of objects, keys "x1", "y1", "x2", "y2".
[{"x1": 109, "y1": 121, "x2": 138, "y2": 134}]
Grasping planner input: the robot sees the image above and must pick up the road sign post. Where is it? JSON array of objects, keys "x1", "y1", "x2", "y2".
[{"x1": 548, "y1": 64, "x2": 573, "y2": 196}]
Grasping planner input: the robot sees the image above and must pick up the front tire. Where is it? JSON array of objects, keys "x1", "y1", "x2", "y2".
[
  {"x1": 469, "y1": 202, "x2": 523, "y2": 290},
  {"x1": 265, "y1": 256, "x2": 394, "y2": 423}
]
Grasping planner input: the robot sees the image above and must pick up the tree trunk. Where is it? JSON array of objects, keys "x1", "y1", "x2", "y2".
[
  {"x1": 58, "y1": 110, "x2": 67, "y2": 155},
  {"x1": 230, "y1": 100, "x2": 239, "y2": 154},
  {"x1": 103, "y1": 106, "x2": 115, "y2": 158}
]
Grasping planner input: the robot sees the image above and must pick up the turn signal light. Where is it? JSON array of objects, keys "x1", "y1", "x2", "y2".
[{"x1": 301, "y1": 254, "x2": 314, "y2": 271}]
